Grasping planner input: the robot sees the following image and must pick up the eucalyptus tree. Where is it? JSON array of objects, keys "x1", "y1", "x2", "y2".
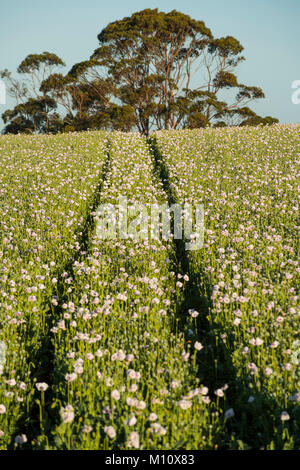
[{"x1": 89, "y1": 9, "x2": 271, "y2": 134}]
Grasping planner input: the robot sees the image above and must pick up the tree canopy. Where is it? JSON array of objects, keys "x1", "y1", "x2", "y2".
[{"x1": 1, "y1": 9, "x2": 278, "y2": 135}]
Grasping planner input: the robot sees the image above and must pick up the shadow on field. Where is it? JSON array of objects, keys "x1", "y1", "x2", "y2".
[
  {"x1": 9, "y1": 141, "x2": 112, "y2": 450},
  {"x1": 147, "y1": 137, "x2": 297, "y2": 450}
]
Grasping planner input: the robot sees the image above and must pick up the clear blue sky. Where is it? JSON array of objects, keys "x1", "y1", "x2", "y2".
[{"x1": 0, "y1": 0, "x2": 299, "y2": 128}]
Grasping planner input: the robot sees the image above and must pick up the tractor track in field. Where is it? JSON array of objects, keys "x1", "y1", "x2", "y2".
[
  {"x1": 10, "y1": 140, "x2": 112, "y2": 449},
  {"x1": 147, "y1": 136, "x2": 286, "y2": 450},
  {"x1": 147, "y1": 136, "x2": 237, "y2": 445},
  {"x1": 147, "y1": 136, "x2": 217, "y2": 376}
]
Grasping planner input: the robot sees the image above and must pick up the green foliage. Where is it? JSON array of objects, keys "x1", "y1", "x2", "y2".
[
  {"x1": 1, "y1": 10, "x2": 277, "y2": 134},
  {"x1": 2, "y1": 96, "x2": 61, "y2": 134},
  {"x1": 17, "y1": 52, "x2": 65, "y2": 74}
]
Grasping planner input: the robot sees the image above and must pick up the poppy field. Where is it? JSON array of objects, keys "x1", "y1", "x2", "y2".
[{"x1": 0, "y1": 125, "x2": 299, "y2": 450}]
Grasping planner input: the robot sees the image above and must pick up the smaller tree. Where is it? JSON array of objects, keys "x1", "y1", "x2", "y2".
[
  {"x1": 2, "y1": 96, "x2": 60, "y2": 134},
  {"x1": 1, "y1": 52, "x2": 65, "y2": 133}
]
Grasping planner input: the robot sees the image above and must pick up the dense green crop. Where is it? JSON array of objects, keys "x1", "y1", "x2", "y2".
[{"x1": 0, "y1": 125, "x2": 298, "y2": 450}]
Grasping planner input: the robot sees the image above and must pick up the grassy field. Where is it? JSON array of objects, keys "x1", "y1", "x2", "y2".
[{"x1": 0, "y1": 125, "x2": 299, "y2": 450}]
